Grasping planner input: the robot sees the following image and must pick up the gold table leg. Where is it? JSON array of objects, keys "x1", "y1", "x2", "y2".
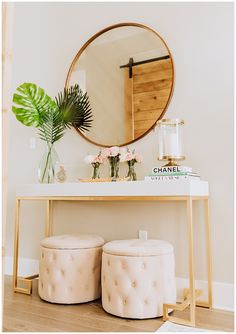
[
  {"x1": 184, "y1": 198, "x2": 213, "y2": 309},
  {"x1": 194, "y1": 198, "x2": 213, "y2": 308},
  {"x1": 188, "y1": 197, "x2": 196, "y2": 325},
  {"x1": 13, "y1": 198, "x2": 33, "y2": 294},
  {"x1": 45, "y1": 199, "x2": 53, "y2": 237},
  {"x1": 205, "y1": 198, "x2": 213, "y2": 308},
  {"x1": 13, "y1": 198, "x2": 53, "y2": 294},
  {"x1": 13, "y1": 198, "x2": 20, "y2": 292},
  {"x1": 163, "y1": 197, "x2": 213, "y2": 326},
  {"x1": 163, "y1": 197, "x2": 196, "y2": 327}
]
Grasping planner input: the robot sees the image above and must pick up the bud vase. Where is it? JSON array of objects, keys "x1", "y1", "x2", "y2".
[
  {"x1": 127, "y1": 161, "x2": 137, "y2": 181},
  {"x1": 109, "y1": 156, "x2": 120, "y2": 180},
  {"x1": 38, "y1": 144, "x2": 59, "y2": 183},
  {"x1": 92, "y1": 163, "x2": 100, "y2": 179}
]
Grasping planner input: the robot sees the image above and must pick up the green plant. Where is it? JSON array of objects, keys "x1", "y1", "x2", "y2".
[{"x1": 12, "y1": 82, "x2": 93, "y2": 183}]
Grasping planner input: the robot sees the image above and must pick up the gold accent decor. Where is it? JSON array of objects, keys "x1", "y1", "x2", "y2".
[
  {"x1": 157, "y1": 118, "x2": 184, "y2": 125},
  {"x1": 78, "y1": 177, "x2": 130, "y2": 183},
  {"x1": 13, "y1": 193, "x2": 212, "y2": 328},
  {"x1": 159, "y1": 155, "x2": 186, "y2": 166},
  {"x1": 65, "y1": 22, "x2": 175, "y2": 147}
]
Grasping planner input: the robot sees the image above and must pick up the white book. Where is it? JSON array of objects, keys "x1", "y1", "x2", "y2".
[{"x1": 145, "y1": 175, "x2": 200, "y2": 181}]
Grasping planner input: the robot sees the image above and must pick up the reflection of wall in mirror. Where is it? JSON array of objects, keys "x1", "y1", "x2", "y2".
[
  {"x1": 76, "y1": 40, "x2": 125, "y2": 145},
  {"x1": 73, "y1": 27, "x2": 170, "y2": 145},
  {"x1": 70, "y1": 69, "x2": 86, "y2": 93}
]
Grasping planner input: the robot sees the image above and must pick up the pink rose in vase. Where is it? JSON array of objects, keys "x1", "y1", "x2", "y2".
[
  {"x1": 84, "y1": 151, "x2": 105, "y2": 179},
  {"x1": 121, "y1": 148, "x2": 143, "y2": 181},
  {"x1": 102, "y1": 146, "x2": 121, "y2": 180}
]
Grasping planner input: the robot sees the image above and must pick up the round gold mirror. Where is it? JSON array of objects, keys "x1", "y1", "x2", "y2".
[{"x1": 66, "y1": 23, "x2": 174, "y2": 147}]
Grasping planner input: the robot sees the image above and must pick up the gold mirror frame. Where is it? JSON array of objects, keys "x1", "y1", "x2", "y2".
[{"x1": 65, "y1": 22, "x2": 175, "y2": 147}]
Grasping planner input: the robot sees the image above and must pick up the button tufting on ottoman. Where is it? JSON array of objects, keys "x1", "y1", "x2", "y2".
[
  {"x1": 39, "y1": 234, "x2": 104, "y2": 304},
  {"x1": 102, "y1": 239, "x2": 176, "y2": 319}
]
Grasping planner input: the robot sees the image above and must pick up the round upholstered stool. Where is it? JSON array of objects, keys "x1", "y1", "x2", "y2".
[
  {"x1": 38, "y1": 234, "x2": 104, "y2": 304},
  {"x1": 102, "y1": 239, "x2": 176, "y2": 319}
]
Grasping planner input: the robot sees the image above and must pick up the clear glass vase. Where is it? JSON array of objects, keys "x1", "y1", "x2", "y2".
[
  {"x1": 92, "y1": 162, "x2": 100, "y2": 179},
  {"x1": 109, "y1": 156, "x2": 120, "y2": 180},
  {"x1": 126, "y1": 160, "x2": 137, "y2": 181},
  {"x1": 38, "y1": 144, "x2": 60, "y2": 183}
]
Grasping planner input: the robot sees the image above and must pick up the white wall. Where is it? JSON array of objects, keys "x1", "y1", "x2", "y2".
[{"x1": 6, "y1": 1, "x2": 233, "y2": 293}]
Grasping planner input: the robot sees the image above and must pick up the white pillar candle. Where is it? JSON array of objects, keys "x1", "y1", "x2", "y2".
[
  {"x1": 164, "y1": 133, "x2": 181, "y2": 156},
  {"x1": 157, "y1": 129, "x2": 164, "y2": 158}
]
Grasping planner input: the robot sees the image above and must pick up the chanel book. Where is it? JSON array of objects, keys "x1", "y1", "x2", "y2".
[{"x1": 152, "y1": 166, "x2": 193, "y2": 174}]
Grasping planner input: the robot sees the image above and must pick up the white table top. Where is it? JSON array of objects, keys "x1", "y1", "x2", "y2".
[{"x1": 15, "y1": 180, "x2": 209, "y2": 197}]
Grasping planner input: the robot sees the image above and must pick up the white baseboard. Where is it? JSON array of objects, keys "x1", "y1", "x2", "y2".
[
  {"x1": 4, "y1": 256, "x2": 234, "y2": 312},
  {"x1": 4, "y1": 256, "x2": 39, "y2": 277},
  {"x1": 176, "y1": 277, "x2": 234, "y2": 312}
]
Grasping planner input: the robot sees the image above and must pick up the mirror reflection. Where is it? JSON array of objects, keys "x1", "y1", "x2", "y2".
[{"x1": 66, "y1": 24, "x2": 174, "y2": 147}]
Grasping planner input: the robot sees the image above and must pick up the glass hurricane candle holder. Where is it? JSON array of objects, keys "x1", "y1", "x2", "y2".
[{"x1": 157, "y1": 118, "x2": 185, "y2": 166}]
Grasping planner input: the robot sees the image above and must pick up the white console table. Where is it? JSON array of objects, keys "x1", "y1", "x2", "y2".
[{"x1": 13, "y1": 180, "x2": 212, "y2": 327}]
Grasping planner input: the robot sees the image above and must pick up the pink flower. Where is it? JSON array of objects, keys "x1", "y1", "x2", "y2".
[
  {"x1": 85, "y1": 151, "x2": 107, "y2": 165},
  {"x1": 134, "y1": 153, "x2": 143, "y2": 163},
  {"x1": 93, "y1": 156, "x2": 99, "y2": 163},
  {"x1": 109, "y1": 146, "x2": 120, "y2": 157},
  {"x1": 102, "y1": 146, "x2": 120, "y2": 158},
  {"x1": 125, "y1": 152, "x2": 133, "y2": 161},
  {"x1": 96, "y1": 154, "x2": 107, "y2": 164},
  {"x1": 120, "y1": 147, "x2": 143, "y2": 163},
  {"x1": 84, "y1": 155, "x2": 96, "y2": 164},
  {"x1": 101, "y1": 148, "x2": 111, "y2": 157}
]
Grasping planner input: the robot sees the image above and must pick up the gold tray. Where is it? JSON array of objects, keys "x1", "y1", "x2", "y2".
[{"x1": 78, "y1": 177, "x2": 129, "y2": 183}]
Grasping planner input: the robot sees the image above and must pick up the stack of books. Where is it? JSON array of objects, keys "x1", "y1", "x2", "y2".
[{"x1": 145, "y1": 166, "x2": 200, "y2": 181}]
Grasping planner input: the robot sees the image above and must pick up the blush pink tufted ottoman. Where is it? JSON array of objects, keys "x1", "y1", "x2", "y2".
[
  {"x1": 38, "y1": 234, "x2": 104, "y2": 304},
  {"x1": 102, "y1": 239, "x2": 176, "y2": 319}
]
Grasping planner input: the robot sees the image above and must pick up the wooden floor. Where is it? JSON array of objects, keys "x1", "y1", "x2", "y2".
[{"x1": 3, "y1": 276, "x2": 234, "y2": 332}]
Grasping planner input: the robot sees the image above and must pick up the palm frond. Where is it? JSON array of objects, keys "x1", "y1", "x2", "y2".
[
  {"x1": 37, "y1": 105, "x2": 65, "y2": 145},
  {"x1": 55, "y1": 84, "x2": 93, "y2": 133}
]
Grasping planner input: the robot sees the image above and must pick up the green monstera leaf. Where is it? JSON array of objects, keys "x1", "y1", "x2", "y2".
[{"x1": 12, "y1": 83, "x2": 56, "y2": 127}]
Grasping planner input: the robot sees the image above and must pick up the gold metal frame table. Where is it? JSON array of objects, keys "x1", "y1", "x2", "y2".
[{"x1": 13, "y1": 180, "x2": 212, "y2": 327}]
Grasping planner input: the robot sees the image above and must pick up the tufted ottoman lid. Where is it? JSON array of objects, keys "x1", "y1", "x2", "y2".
[
  {"x1": 41, "y1": 234, "x2": 104, "y2": 249},
  {"x1": 103, "y1": 239, "x2": 173, "y2": 256}
]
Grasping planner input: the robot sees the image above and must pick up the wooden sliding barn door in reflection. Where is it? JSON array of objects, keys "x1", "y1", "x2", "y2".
[{"x1": 124, "y1": 58, "x2": 173, "y2": 141}]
